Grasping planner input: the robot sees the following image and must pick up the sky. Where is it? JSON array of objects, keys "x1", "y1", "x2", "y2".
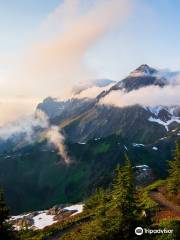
[
  {"x1": 0, "y1": 0, "x2": 180, "y2": 124},
  {"x1": 88, "y1": 0, "x2": 180, "y2": 79}
]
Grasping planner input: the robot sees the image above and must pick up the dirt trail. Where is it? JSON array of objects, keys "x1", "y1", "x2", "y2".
[
  {"x1": 46, "y1": 192, "x2": 180, "y2": 239},
  {"x1": 149, "y1": 191, "x2": 180, "y2": 217}
]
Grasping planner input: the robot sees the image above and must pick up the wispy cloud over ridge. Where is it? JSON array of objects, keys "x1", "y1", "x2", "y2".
[{"x1": 0, "y1": 108, "x2": 71, "y2": 164}]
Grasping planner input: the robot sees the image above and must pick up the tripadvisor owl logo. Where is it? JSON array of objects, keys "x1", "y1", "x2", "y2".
[
  {"x1": 135, "y1": 227, "x2": 173, "y2": 235},
  {"x1": 135, "y1": 227, "x2": 143, "y2": 235}
]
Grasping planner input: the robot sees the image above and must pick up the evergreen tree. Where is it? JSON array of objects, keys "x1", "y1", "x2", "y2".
[
  {"x1": 84, "y1": 188, "x2": 107, "y2": 213},
  {"x1": 0, "y1": 188, "x2": 9, "y2": 231},
  {"x1": 167, "y1": 139, "x2": 180, "y2": 194},
  {"x1": 0, "y1": 187, "x2": 16, "y2": 240},
  {"x1": 52, "y1": 156, "x2": 148, "y2": 240},
  {"x1": 62, "y1": 156, "x2": 142, "y2": 240},
  {"x1": 105, "y1": 156, "x2": 138, "y2": 239}
]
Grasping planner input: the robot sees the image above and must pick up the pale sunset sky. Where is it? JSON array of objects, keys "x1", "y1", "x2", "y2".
[{"x1": 0, "y1": 0, "x2": 180, "y2": 124}]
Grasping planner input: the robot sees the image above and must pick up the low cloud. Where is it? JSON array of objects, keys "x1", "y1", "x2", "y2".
[
  {"x1": 0, "y1": 108, "x2": 71, "y2": 164},
  {"x1": 100, "y1": 85, "x2": 180, "y2": 107},
  {"x1": 74, "y1": 83, "x2": 114, "y2": 99},
  {"x1": 0, "y1": 97, "x2": 41, "y2": 126},
  {"x1": 0, "y1": 109, "x2": 49, "y2": 142},
  {"x1": 46, "y1": 126, "x2": 71, "y2": 165},
  {"x1": 155, "y1": 69, "x2": 180, "y2": 85}
]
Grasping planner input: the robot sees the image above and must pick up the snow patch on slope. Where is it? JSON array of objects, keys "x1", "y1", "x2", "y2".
[
  {"x1": 64, "y1": 204, "x2": 84, "y2": 216},
  {"x1": 148, "y1": 106, "x2": 164, "y2": 116},
  {"x1": 148, "y1": 116, "x2": 180, "y2": 131},
  {"x1": 33, "y1": 211, "x2": 57, "y2": 229},
  {"x1": 11, "y1": 204, "x2": 84, "y2": 230},
  {"x1": 147, "y1": 106, "x2": 180, "y2": 116},
  {"x1": 132, "y1": 143, "x2": 145, "y2": 147}
]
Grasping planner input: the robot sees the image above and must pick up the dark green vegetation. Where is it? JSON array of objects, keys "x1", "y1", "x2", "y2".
[
  {"x1": 0, "y1": 133, "x2": 177, "y2": 214},
  {"x1": 17, "y1": 146, "x2": 180, "y2": 240},
  {"x1": 0, "y1": 132, "x2": 176, "y2": 214},
  {"x1": 1, "y1": 64, "x2": 180, "y2": 214},
  {"x1": 0, "y1": 141, "x2": 180, "y2": 240},
  {"x1": 167, "y1": 140, "x2": 180, "y2": 196},
  {"x1": 0, "y1": 188, "x2": 17, "y2": 240},
  {"x1": 156, "y1": 220, "x2": 180, "y2": 240},
  {"x1": 59, "y1": 158, "x2": 141, "y2": 240},
  {"x1": 16, "y1": 212, "x2": 91, "y2": 240},
  {"x1": 16, "y1": 157, "x2": 142, "y2": 240},
  {"x1": 138, "y1": 180, "x2": 165, "y2": 211}
]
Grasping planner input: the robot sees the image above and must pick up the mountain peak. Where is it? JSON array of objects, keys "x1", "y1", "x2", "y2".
[
  {"x1": 130, "y1": 64, "x2": 157, "y2": 77},
  {"x1": 107, "y1": 64, "x2": 168, "y2": 94}
]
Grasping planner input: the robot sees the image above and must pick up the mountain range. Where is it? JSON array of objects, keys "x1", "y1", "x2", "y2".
[
  {"x1": 0, "y1": 64, "x2": 180, "y2": 214},
  {"x1": 38, "y1": 64, "x2": 180, "y2": 143}
]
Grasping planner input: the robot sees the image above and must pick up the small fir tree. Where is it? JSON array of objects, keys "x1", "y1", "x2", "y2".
[
  {"x1": 0, "y1": 188, "x2": 9, "y2": 232},
  {"x1": 167, "y1": 139, "x2": 180, "y2": 194}
]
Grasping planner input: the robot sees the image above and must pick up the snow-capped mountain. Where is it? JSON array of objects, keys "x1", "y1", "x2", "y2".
[
  {"x1": 2, "y1": 62, "x2": 180, "y2": 148},
  {"x1": 1, "y1": 64, "x2": 180, "y2": 214},
  {"x1": 1, "y1": 64, "x2": 179, "y2": 146},
  {"x1": 129, "y1": 64, "x2": 158, "y2": 77},
  {"x1": 99, "y1": 64, "x2": 170, "y2": 97},
  {"x1": 37, "y1": 64, "x2": 180, "y2": 143}
]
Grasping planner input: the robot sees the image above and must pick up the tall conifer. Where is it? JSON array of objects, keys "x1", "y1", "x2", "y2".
[
  {"x1": 0, "y1": 188, "x2": 9, "y2": 232},
  {"x1": 168, "y1": 139, "x2": 180, "y2": 194}
]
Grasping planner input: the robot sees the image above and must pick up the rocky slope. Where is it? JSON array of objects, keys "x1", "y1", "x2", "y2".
[{"x1": 38, "y1": 64, "x2": 180, "y2": 143}]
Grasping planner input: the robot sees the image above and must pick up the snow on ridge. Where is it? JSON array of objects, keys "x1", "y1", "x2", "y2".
[
  {"x1": 132, "y1": 143, "x2": 145, "y2": 147},
  {"x1": 129, "y1": 65, "x2": 178, "y2": 79},
  {"x1": 134, "y1": 165, "x2": 150, "y2": 172},
  {"x1": 148, "y1": 116, "x2": 180, "y2": 131},
  {"x1": 129, "y1": 65, "x2": 154, "y2": 77},
  {"x1": 124, "y1": 145, "x2": 128, "y2": 150},
  {"x1": 148, "y1": 106, "x2": 163, "y2": 116},
  {"x1": 33, "y1": 211, "x2": 57, "y2": 230},
  {"x1": 134, "y1": 165, "x2": 149, "y2": 168},
  {"x1": 129, "y1": 71, "x2": 150, "y2": 77},
  {"x1": 168, "y1": 106, "x2": 176, "y2": 115},
  {"x1": 11, "y1": 211, "x2": 56, "y2": 230},
  {"x1": 11, "y1": 204, "x2": 84, "y2": 230},
  {"x1": 64, "y1": 204, "x2": 84, "y2": 216},
  {"x1": 160, "y1": 137, "x2": 168, "y2": 140},
  {"x1": 94, "y1": 138, "x2": 101, "y2": 141},
  {"x1": 147, "y1": 105, "x2": 180, "y2": 117},
  {"x1": 10, "y1": 213, "x2": 30, "y2": 221}
]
